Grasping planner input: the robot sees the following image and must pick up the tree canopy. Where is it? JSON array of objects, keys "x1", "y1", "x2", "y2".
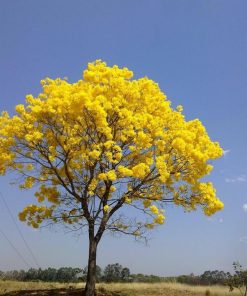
[{"x1": 0, "y1": 60, "x2": 223, "y2": 234}]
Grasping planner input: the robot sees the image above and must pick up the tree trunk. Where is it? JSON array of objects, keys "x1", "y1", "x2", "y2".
[{"x1": 84, "y1": 235, "x2": 97, "y2": 296}]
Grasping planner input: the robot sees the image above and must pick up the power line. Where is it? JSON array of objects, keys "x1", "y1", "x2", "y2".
[
  {"x1": 0, "y1": 227, "x2": 32, "y2": 269},
  {"x1": 0, "y1": 192, "x2": 41, "y2": 269}
]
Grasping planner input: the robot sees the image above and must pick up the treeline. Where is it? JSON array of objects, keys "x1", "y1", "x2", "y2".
[
  {"x1": 176, "y1": 270, "x2": 231, "y2": 286},
  {"x1": 0, "y1": 263, "x2": 168, "y2": 283},
  {"x1": 0, "y1": 264, "x2": 242, "y2": 286},
  {"x1": 0, "y1": 267, "x2": 82, "y2": 283},
  {"x1": 0, "y1": 263, "x2": 131, "y2": 283}
]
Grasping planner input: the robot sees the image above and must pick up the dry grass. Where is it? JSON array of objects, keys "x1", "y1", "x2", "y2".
[
  {"x1": 0, "y1": 280, "x2": 82, "y2": 294},
  {"x1": 97, "y1": 282, "x2": 238, "y2": 296},
  {"x1": 0, "y1": 280, "x2": 239, "y2": 296}
]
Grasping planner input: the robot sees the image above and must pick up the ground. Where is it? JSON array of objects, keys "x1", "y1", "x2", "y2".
[{"x1": 0, "y1": 281, "x2": 238, "y2": 296}]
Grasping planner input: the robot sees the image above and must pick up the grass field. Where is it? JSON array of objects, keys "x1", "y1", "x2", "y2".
[{"x1": 0, "y1": 281, "x2": 239, "y2": 296}]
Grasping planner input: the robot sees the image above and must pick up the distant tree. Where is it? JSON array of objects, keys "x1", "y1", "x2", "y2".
[
  {"x1": 15, "y1": 270, "x2": 26, "y2": 281},
  {"x1": 0, "y1": 270, "x2": 4, "y2": 279},
  {"x1": 103, "y1": 263, "x2": 125, "y2": 282},
  {"x1": 95, "y1": 265, "x2": 102, "y2": 282},
  {"x1": 177, "y1": 274, "x2": 202, "y2": 285},
  {"x1": 25, "y1": 268, "x2": 39, "y2": 281},
  {"x1": 200, "y1": 270, "x2": 230, "y2": 285},
  {"x1": 130, "y1": 273, "x2": 164, "y2": 283},
  {"x1": 104, "y1": 263, "x2": 119, "y2": 282},
  {"x1": 175, "y1": 270, "x2": 229, "y2": 286},
  {"x1": 132, "y1": 273, "x2": 144, "y2": 282},
  {"x1": 175, "y1": 270, "x2": 231, "y2": 286},
  {"x1": 228, "y1": 262, "x2": 247, "y2": 296},
  {"x1": 0, "y1": 60, "x2": 224, "y2": 296},
  {"x1": 121, "y1": 267, "x2": 130, "y2": 281},
  {"x1": 43, "y1": 267, "x2": 57, "y2": 282}
]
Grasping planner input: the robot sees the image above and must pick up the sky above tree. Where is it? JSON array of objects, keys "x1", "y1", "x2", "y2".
[{"x1": 0, "y1": 0, "x2": 246, "y2": 276}]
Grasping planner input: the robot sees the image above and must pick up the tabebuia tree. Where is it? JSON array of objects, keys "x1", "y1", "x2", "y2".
[{"x1": 0, "y1": 60, "x2": 224, "y2": 296}]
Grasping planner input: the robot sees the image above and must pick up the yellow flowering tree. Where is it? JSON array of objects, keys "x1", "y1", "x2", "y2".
[{"x1": 0, "y1": 60, "x2": 223, "y2": 296}]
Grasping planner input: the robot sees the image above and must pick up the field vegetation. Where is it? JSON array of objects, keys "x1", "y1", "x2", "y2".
[{"x1": 0, "y1": 281, "x2": 239, "y2": 296}]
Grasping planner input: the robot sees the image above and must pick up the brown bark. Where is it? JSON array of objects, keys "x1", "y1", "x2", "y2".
[
  {"x1": 84, "y1": 237, "x2": 97, "y2": 296},
  {"x1": 84, "y1": 209, "x2": 108, "y2": 295}
]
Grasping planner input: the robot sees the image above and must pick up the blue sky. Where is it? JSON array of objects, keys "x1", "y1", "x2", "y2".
[{"x1": 0, "y1": 0, "x2": 247, "y2": 276}]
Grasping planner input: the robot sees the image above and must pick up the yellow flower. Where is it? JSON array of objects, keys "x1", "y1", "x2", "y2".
[
  {"x1": 132, "y1": 163, "x2": 150, "y2": 179},
  {"x1": 154, "y1": 214, "x2": 165, "y2": 224},
  {"x1": 103, "y1": 205, "x2": 110, "y2": 213},
  {"x1": 106, "y1": 170, "x2": 116, "y2": 181},
  {"x1": 117, "y1": 165, "x2": 133, "y2": 177},
  {"x1": 150, "y1": 205, "x2": 159, "y2": 215},
  {"x1": 98, "y1": 173, "x2": 107, "y2": 181}
]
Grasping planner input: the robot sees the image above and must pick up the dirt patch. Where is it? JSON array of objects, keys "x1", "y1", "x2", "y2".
[{"x1": 3, "y1": 288, "x2": 124, "y2": 296}]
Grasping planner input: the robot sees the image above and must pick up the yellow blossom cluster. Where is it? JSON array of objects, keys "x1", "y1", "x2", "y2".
[
  {"x1": 149, "y1": 205, "x2": 165, "y2": 225},
  {"x1": 34, "y1": 185, "x2": 60, "y2": 204},
  {"x1": 0, "y1": 60, "x2": 224, "y2": 229},
  {"x1": 19, "y1": 204, "x2": 54, "y2": 228},
  {"x1": 98, "y1": 170, "x2": 117, "y2": 181},
  {"x1": 132, "y1": 163, "x2": 150, "y2": 179}
]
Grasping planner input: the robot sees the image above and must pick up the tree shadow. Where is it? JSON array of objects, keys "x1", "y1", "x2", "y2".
[{"x1": 4, "y1": 288, "x2": 124, "y2": 296}]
